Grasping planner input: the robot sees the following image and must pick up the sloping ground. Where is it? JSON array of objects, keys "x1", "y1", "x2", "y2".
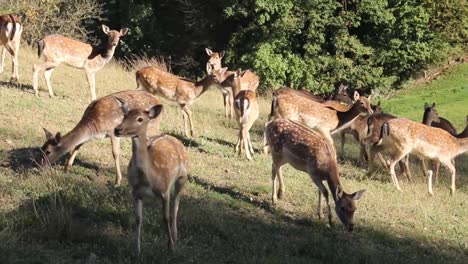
[{"x1": 0, "y1": 46, "x2": 466, "y2": 263}]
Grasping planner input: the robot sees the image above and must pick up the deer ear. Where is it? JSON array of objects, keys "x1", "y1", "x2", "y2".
[
  {"x1": 220, "y1": 67, "x2": 228, "y2": 75},
  {"x1": 55, "y1": 132, "x2": 62, "y2": 143},
  {"x1": 43, "y1": 127, "x2": 54, "y2": 141},
  {"x1": 102, "y1": 25, "x2": 110, "y2": 34},
  {"x1": 353, "y1": 91, "x2": 360, "y2": 101},
  {"x1": 148, "y1": 105, "x2": 163, "y2": 119},
  {"x1": 424, "y1": 102, "x2": 429, "y2": 109},
  {"x1": 114, "y1": 97, "x2": 129, "y2": 114},
  {"x1": 205, "y1": 48, "x2": 213, "y2": 56},
  {"x1": 336, "y1": 185, "x2": 344, "y2": 200},
  {"x1": 220, "y1": 50, "x2": 225, "y2": 58},
  {"x1": 432, "y1": 102, "x2": 436, "y2": 108},
  {"x1": 120, "y1": 28, "x2": 129, "y2": 36},
  {"x1": 206, "y1": 63, "x2": 212, "y2": 74},
  {"x1": 352, "y1": 189, "x2": 366, "y2": 200}
]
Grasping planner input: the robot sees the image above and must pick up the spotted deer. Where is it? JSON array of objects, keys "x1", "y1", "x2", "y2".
[
  {"x1": 375, "y1": 118, "x2": 468, "y2": 194},
  {"x1": 0, "y1": 14, "x2": 22, "y2": 82},
  {"x1": 205, "y1": 49, "x2": 260, "y2": 118},
  {"x1": 33, "y1": 25, "x2": 128, "y2": 101},
  {"x1": 114, "y1": 98, "x2": 188, "y2": 255},
  {"x1": 270, "y1": 90, "x2": 373, "y2": 146},
  {"x1": 39, "y1": 90, "x2": 160, "y2": 186},
  {"x1": 226, "y1": 70, "x2": 259, "y2": 160},
  {"x1": 339, "y1": 102, "x2": 382, "y2": 163},
  {"x1": 135, "y1": 64, "x2": 227, "y2": 137},
  {"x1": 264, "y1": 119, "x2": 365, "y2": 231}
]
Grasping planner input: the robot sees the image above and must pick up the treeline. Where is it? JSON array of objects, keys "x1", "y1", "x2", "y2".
[{"x1": 2, "y1": 0, "x2": 467, "y2": 94}]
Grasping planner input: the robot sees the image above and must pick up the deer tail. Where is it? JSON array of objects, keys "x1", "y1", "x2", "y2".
[
  {"x1": 36, "y1": 39, "x2": 44, "y2": 58},
  {"x1": 377, "y1": 122, "x2": 390, "y2": 145},
  {"x1": 235, "y1": 97, "x2": 250, "y2": 124},
  {"x1": 269, "y1": 95, "x2": 278, "y2": 121}
]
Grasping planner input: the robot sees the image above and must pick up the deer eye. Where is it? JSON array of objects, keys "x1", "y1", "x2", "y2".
[
  {"x1": 45, "y1": 150, "x2": 51, "y2": 155},
  {"x1": 137, "y1": 117, "x2": 144, "y2": 123}
]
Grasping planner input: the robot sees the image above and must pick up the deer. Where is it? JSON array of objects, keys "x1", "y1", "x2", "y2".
[
  {"x1": 457, "y1": 116, "x2": 468, "y2": 138},
  {"x1": 0, "y1": 14, "x2": 22, "y2": 82},
  {"x1": 221, "y1": 70, "x2": 260, "y2": 160},
  {"x1": 264, "y1": 119, "x2": 366, "y2": 231},
  {"x1": 374, "y1": 118, "x2": 468, "y2": 195},
  {"x1": 135, "y1": 63, "x2": 227, "y2": 137},
  {"x1": 270, "y1": 90, "x2": 373, "y2": 147},
  {"x1": 205, "y1": 48, "x2": 260, "y2": 118},
  {"x1": 33, "y1": 25, "x2": 128, "y2": 101},
  {"x1": 114, "y1": 98, "x2": 189, "y2": 255},
  {"x1": 38, "y1": 90, "x2": 160, "y2": 186},
  {"x1": 338, "y1": 102, "x2": 382, "y2": 163}
]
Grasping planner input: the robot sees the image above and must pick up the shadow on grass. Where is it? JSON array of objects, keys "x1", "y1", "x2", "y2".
[
  {"x1": 0, "y1": 80, "x2": 34, "y2": 93},
  {"x1": 202, "y1": 136, "x2": 235, "y2": 148},
  {"x1": 1, "y1": 174, "x2": 466, "y2": 263},
  {"x1": 165, "y1": 132, "x2": 200, "y2": 148},
  {"x1": 0, "y1": 147, "x2": 40, "y2": 173}
]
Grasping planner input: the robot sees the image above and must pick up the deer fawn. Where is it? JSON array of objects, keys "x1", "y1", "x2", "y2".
[
  {"x1": 375, "y1": 118, "x2": 468, "y2": 195},
  {"x1": 0, "y1": 14, "x2": 22, "y2": 82},
  {"x1": 114, "y1": 98, "x2": 189, "y2": 255},
  {"x1": 33, "y1": 25, "x2": 128, "y2": 101},
  {"x1": 136, "y1": 64, "x2": 227, "y2": 137},
  {"x1": 264, "y1": 119, "x2": 365, "y2": 231},
  {"x1": 205, "y1": 48, "x2": 260, "y2": 118},
  {"x1": 39, "y1": 90, "x2": 160, "y2": 186},
  {"x1": 270, "y1": 90, "x2": 373, "y2": 146}
]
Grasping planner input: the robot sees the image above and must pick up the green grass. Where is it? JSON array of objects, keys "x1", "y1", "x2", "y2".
[{"x1": 0, "y1": 46, "x2": 467, "y2": 263}]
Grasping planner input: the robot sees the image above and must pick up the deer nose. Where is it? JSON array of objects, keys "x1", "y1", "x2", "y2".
[{"x1": 114, "y1": 128, "x2": 122, "y2": 136}]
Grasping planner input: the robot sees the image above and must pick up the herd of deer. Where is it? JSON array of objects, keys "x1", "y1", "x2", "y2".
[{"x1": 1, "y1": 14, "x2": 467, "y2": 256}]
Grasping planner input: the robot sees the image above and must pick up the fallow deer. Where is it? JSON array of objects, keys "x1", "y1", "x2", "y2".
[
  {"x1": 0, "y1": 14, "x2": 22, "y2": 82},
  {"x1": 270, "y1": 90, "x2": 373, "y2": 146},
  {"x1": 205, "y1": 49, "x2": 260, "y2": 118},
  {"x1": 339, "y1": 102, "x2": 382, "y2": 163},
  {"x1": 227, "y1": 70, "x2": 259, "y2": 160},
  {"x1": 33, "y1": 25, "x2": 128, "y2": 101},
  {"x1": 39, "y1": 90, "x2": 160, "y2": 186},
  {"x1": 264, "y1": 119, "x2": 365, "y2": 231},
  {"x1": 375, "y1": 118, "x2": 468, "y2": 194},
  {"x1": 114, "y1": 98, "x2": 189, "y2": 255},
  {"x1": 135, "y1": 64, "x2": 227, "y2": 137}
]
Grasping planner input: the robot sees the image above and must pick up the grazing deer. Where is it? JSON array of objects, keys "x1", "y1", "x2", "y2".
[
  {"x1": 226, "y1": 70, "x2": 259, "y2": 160},
  {"x1": 264, "y1": 119, "x2": 365, "y2": 231},
  {"x1": 270, "y1": 90, "x2": 373, "y2": 146},
  {"x1": 0, "y1": 14, "x2": 22, "y2": 82},
  {"x1": 114, "y1": 98, "x2": 188, "y2": 255},
  {"x1": 136, "y1": 64, "x2": 227, "y2": 137},
  {"x1": 375, "y1": 118, "x2": 468, "y2": 194},
  {"x1": 33, "y1": 25, "x2": 128, "y2": 101},
  {"x1": 205, "y1": 49, "x2": 260, "y2": 118},
  {"x1": 339, "y1": 102, "x2": 382, "y2": 163},
  {"x1": 39, "y1": 90, "x2": 160, "y2": 186}
]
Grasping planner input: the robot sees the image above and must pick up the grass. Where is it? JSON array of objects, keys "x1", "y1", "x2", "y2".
[{"x1": 0, "y1": 46, "x2": 467, "y2": 263}]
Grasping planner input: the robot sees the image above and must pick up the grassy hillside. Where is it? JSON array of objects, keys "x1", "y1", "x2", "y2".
[{"x1": 0, "y1": 46, "x2": 467, "y2": 263}]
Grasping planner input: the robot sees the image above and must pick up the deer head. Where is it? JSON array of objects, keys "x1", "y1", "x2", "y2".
[
  {"x1": 334, "y1": 84, "x2": 353, "y2": 104},
  {"x1": 205, "y1": 48, "x2": 225, "y2": 71},
  {"x1": 422, "y1": 102, "x2": 441, "y2": 125},
  {"x1": 353, "y1": 91, "x2": 374, "y2": 114},
  {"x1": 113, "y1": 97, "x2": 163, "y2": 137},
  {"x1": 207, "y1": 63, "x2": 228, "y2": 84},
  {"x1": 102, "y1": 25, "x2": 128, "y2": 48},
  {"x1": 335, "y1": 185, "x2": 366, "y2": 231},
  {"x1": 39, "y1": 127, "x2": 64, "y2": 167}
]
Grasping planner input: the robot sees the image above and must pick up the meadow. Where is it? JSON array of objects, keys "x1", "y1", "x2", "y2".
[{"x1": 0, "y1": 46, "x2": 467, "y2": 263}]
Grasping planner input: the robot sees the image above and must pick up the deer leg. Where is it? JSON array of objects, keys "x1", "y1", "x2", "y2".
[
  {"x1": 433, "y1": 160, "x2": 441, "y2": 184},
  {"x1": 162, "y1": 193, "x2": 175, "y2": 251},
  {"x1": 65, "y1": 144, "x2": 83, "y2": 171},
  {"x1": 171, "y1": 176, "x2": 187, "y2": 248},
  {"x1": 277, "y1": 165, "x2": 285, "y2": 199},
  {"x1": 400, "y1": 155, "x2": 412, "y2": 182},
  {"x1": 3, "y1": 43, "x2": 17, "y2": 82},
  {"x1": 313, "y1": 179, "x2": 332, "y2": 227},
  {"x1": 181, "y1": 104, "x2": 194, "y2": 137},
  {"x1": 0, "y1": 46, "x2": 5, "y2": 73},
  {"x1": 271, "y1": 163, "x2": 279, "y2": 206},
  {"x1": 12, "y1": 37, "x2": 20, "y2": 82},
  {"x1": 242, "y1": 125, "x2": 252, "y2": 160},
  {"x1": 443, "y1": 159, "x2": 457, "y2": 195},
  {"x1": 110, "y1": 136, "x2": 122, "y2": 186},
  {"x1": 222, "y1": 92, "x2": 229, "y2": 118},
  {"x1": 228, "y1": 88, "x2": 234, "y2": 119},
  {"x1": 388, "y1": 152, "x2": 405, "y2": 191},
  {"x1": 134, "y1": 197, "x2": 143, "y2": 256},
  {"x1": 247, "y1": 132, "x2": 254, "y2": 156},
  {"x1": 317, "y1": 190, "x2": 324, "y2": 219},
  {"x1": 85, "y1": 70, "x2": 97, "y2": 101}
]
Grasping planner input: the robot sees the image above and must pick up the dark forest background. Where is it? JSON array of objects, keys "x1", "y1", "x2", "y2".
[{"x1": 1, "y1": 0, "x2": 467, "y2": 93}]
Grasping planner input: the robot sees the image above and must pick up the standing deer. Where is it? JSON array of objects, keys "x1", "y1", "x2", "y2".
[
  {"x1": 0, "y1": 14, "x2": 22, "y2": 82},
  {"x1": 375, "y1": 118, "x2": 468, "y2": 194},
  {"x1": 114, "y1": 98, "x2": 188, "y2": 255},
  {"x1": 270, "y1": 90, "x2": 373, "y2": 146},
  {"x1": 223, "y1": 70, "x2": 259, "y2": 160},
  {"x1": 265, "y1": 119, "x2": 365, "y2": 231},
  {"x1": 205, "y1": 48, "x2": 260, "y2": 118},
  {"x1": 135, "y1": 64, "x2": 227, "y2": 137},
  {"x1": 33, "y1": 25, "x2": 128, "y2": 101},
  {"x1": 39, "y1": 90, "x2": 160, "y2": 186}
]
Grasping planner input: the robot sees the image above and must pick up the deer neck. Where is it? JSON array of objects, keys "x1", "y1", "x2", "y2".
[
  {"x1": 87, "y1": 43, "x2": 116, "y2": 67},
  {"x1": 326, "y1": 165, "x2": 342, "y2": 203},
  {"x1": 194, "y1": 77, "x2": 219, "y2": 98},
  {"x1": 333, "y1": 103, "x2": 365, "y2": 133},
  {"x1": 55, "y1": 125, "x2": 93, "y2": 156}
]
